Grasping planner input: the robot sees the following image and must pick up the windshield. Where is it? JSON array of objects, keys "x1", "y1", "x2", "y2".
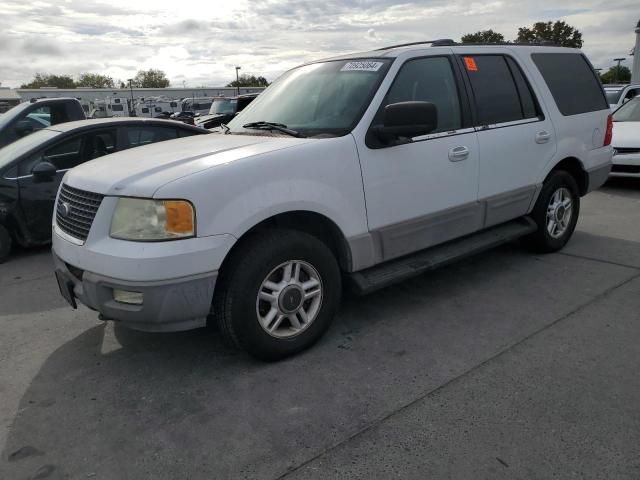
[
  {"x1": 0, "y1": 102, "x2": 31, "y2": 130},
  {"x1": 0, "y1": 128, "x2": 59, "y2": 170},
  {"x1": 613, "y1": 97, "x2": 640, "y2": 122},
  {"x1": 210, "y1": 98, "x2": 237, "y2": 115},
  {"x1": 605, "y1": 89, "x2": 623, "y2": 105},
  {"x1": 227, "y1": 59, "x2": 391, "y2": 137},
  {"x1": 192, "y1": 102, "x2": 212, "y2": 111}
]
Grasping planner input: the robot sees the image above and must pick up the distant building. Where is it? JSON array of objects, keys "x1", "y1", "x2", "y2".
[
  {"x1": 15, "y1": 86, "x2": 265, "y2": 104},
  {"x1": 0, "y1": 87, "x2": 20, "y2": 113}
]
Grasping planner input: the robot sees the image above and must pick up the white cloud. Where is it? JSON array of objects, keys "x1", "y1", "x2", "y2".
[{"x1": 0, "y1": 0, "x2": 638, "y2": 87}]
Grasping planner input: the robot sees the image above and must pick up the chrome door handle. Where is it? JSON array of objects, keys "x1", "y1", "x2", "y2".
[
  {"x1": 535, "y1": 131, "x2": 551, "y2": 144},
  {"x1": 448, "y1": 146, "x2": 469, "y2": 162}
]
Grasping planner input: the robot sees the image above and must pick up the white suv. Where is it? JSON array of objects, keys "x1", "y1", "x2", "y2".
[{"x1": 53, "y1": 41, "x2": 612, "y2": 359}]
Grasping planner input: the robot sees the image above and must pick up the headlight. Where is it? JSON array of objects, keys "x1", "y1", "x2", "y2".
[{"x1": 110, "y1": 198, "x2": 195, "y2": 241}]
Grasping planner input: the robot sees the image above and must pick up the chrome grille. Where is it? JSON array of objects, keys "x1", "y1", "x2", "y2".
[
  {"x1": 56, "y1": 184, "x2": 104, "y2": 241},
  {"x1": 614, "y1": 147, "x2": 640, "y2": 155}
]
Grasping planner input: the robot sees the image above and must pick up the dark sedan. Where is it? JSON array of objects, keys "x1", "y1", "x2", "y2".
[
  {"x1": 0, "y1": 118, "x2": 208, "y2": 261},
  {"x1": 194, "y1": 94, "x2": 258, "y2": 129}
]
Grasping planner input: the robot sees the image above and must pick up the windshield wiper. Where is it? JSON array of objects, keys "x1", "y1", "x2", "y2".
[
  {"x1": 242, "y1": 121, "x2": 304, "y2": 138},
  {"x1": 220, "y1": 123, "x2": 230, "y2": 134}
]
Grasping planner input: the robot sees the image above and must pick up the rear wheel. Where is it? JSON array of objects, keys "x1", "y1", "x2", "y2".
[
  {"x1": 214, "y1": 229, "x2": 341, "y2": 360},
  {"x1": 0, "y1": 224, "x2": 11, "y2": 264},
  {"x1": 525, "y1": 170, "x2": 580, "y2": 252}
]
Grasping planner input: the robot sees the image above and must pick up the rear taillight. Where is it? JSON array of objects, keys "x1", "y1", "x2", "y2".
[{"x1": 604, "y1": 114, "x2": 613, "y2": 146}]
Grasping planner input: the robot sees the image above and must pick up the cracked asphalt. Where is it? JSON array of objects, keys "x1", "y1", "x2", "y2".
[{"x1": 1, "y1": 177, "x2": 639, "y2": 480}]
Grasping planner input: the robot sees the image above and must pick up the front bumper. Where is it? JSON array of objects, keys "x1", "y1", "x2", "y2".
[{"x1": 53, "y1": 250, "x2": 217, "y2": 332}]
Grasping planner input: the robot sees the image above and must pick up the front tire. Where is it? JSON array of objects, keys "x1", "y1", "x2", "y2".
[
  {"x1": 525, "y1": 170, "x2": 580, "y2": 252},
  {"x1": 213, "y1": 229, "x2": 342, "y2": 361},
  {"x1": 0, "y1": 224, "x2": 12, "y2": 264}
]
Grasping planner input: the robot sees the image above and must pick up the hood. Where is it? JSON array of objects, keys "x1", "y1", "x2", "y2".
[
  {"x1": 64, "y1": 133, "x2": 311, "y2": 198},
  {"x1": 611, "y1": 122, "x2": 640, "y2": 149}
]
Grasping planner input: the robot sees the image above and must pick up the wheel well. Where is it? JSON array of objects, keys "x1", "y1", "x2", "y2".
[
  {"x1": 548, "y1": 157, "x2": 588, "y2": 196},
  {"x1": 223, "y1": 211, "x2": 352, "y2": 273}
]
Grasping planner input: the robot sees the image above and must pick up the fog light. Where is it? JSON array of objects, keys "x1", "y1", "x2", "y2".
[{"x1": 113, "y1": 289, "x2": 143, "y2": 305}]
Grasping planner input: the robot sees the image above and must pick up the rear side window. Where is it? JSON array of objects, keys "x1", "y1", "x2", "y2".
[
  {"x1": 532, "y1": 53, "x2": 607, "y2": 115},
  {"x1": 125, "y1": 126, "x2": 178, "y2": 148},
  {"x1": 177, "y1": 128, "x2": 200, "y2": 138},
  {"x1": 463, "y1": 55, "x2": 538, "y2": 125}
]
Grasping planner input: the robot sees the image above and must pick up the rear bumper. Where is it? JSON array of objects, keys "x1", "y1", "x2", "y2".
[
  {"x1": 610, "y1": 153, "x2": 640, "y2": 177},
  {"x1": 586, "y1": 163, "x2": 612, "y2": 193},
  {"x1": 53, "y1": 250, "x2": 217, "y2": 332}
]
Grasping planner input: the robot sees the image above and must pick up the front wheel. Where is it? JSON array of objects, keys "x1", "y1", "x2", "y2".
[
  {"x1": 525, "y1": 170, "x2": 580, "y2": 252},
  {"x1": 213, "y1": 229, "x2": 342, "y2": 361}
]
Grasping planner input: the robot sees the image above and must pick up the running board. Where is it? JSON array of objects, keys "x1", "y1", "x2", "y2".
[{"x1": 348, "y1": 217, "x2": 537, "y2": 295}]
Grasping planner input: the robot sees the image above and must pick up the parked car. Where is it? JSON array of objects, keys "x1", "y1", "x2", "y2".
[
  {"x1": 0, "y1": 98, "x2": 86, "y2": 149},
  {"x1": 170, "y1": 111, "x2": 196, "y2": 125},
  {"x1": 611, "y1": 96, "x2": 640, "y2": 177},
  {"x1": 180, "y1": 97, "x2": 214, "y2": 116},
  {"x1": 604, "y1": 84, "x2": 640, "y2": 110},
  {"x1": 194, "y1": 94, "x2": 258, "y2": 130},
  {"x1": 0, "y1": 118, "x2": 208, "y2": 261},
  {"x1": 52, "y1": 42, "x2": 612, "y2": 360}
]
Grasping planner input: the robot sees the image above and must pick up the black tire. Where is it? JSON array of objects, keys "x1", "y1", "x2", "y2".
[
  {"x1": 213, "y1": 229, "x2": 342, "y2": 361},
  {"x1": 525, "y1": 170, "x2": 580, "y2": 252},
  {"x1": 0, "y1": 224, "x2": 11, "y2": 264}
]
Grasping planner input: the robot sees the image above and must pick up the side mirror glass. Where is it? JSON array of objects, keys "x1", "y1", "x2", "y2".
[
  {"x1": 32, "y1": 161, "x2": 57, "y2": 182},
  {"x1": 373, "y1": 101, "x2": 438, "y2": 144},
  {"x1": 15, "y1": 120, "x2": 34, "y2": 137}
]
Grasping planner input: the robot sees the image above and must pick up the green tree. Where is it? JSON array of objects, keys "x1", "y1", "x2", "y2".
[
  {"x1": 517, "y1": 21, "x2": 582, "y2": 48},
  {"x1": 130, "y1": 69, "x2": 170, "y2": 88},
  {"x1": 21, "y1": 73, "x2": 76, "y2": 89},
  {"x1": 461, "y1": 29, "x2": 505, "y2": 44},
  {"x1": 76, "y1": 73, "x2": 115, "y2": 88},
  {"x1": 600, "y1": 65, "x2": 631, "y2": 84},
  {"x1": 227, "y1": 74, "x2": 269, "y2": 88}
]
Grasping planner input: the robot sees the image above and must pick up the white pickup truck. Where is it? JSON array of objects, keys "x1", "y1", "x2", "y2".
[{"x1": 52, "y1": 41, "x2": 612, "y2": 360}]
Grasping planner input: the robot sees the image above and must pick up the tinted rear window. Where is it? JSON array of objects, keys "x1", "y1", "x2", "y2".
[
  {"x1": 463, "y1": 55, "x2": 540, "y2": 125},
  {"x1": 532, "y1": 53, "x2": 607, "y2": 115}
]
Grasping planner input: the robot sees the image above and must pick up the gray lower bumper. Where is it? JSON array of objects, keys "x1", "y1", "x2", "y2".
[
  {"x1": 586, "y1": 163, "x2": 612, "y2": 193},
  {"x1": 53, "y1": 252, "x2": 217, "y2": 332}
]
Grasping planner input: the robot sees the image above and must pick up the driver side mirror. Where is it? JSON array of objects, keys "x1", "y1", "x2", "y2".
[
  {"x1": 32, "y1": 161, "x2": 57, "y2": 182},
  {"x1": 15, "y1": 120, "x2": 34, "y2": 138},
  {"x1": 373, "y1": 101, "x2": 438, "y2": 144}
]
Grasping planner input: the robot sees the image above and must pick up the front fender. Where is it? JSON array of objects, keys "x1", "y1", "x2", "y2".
[{"x1": 154, "y1": 135, "x2": 369, "y2": 242}]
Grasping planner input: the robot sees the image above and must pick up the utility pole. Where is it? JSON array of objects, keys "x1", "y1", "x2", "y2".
[
  {"x1": 128, "y1": 79, "x2": 135, "y2": 116},
  {"x1": 632, "y1": 19, "x2": 640, "y2": 83},
  {"x1": 235, "y1": 66, "x2": 241, "y2": 96},
  {"x1": 613, "y1": 57, "x2": 626, "y2": 83}
]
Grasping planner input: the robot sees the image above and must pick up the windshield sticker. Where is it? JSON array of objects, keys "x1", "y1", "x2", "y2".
[
  {"x1": 463, "y1": 57, "x2": 478, "y2": 72},
  {"x1": 341, "y1": 61, "x2": 384, "y2": 72}
]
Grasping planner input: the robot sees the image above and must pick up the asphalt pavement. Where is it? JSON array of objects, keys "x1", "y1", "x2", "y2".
[{"x1": 1, "y1": 177, "x2": 639, "y2": 480}]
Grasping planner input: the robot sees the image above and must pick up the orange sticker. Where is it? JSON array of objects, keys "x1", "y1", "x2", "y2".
[{"x1": 464, "y1": 57, "x2": 478, "y2": 72}]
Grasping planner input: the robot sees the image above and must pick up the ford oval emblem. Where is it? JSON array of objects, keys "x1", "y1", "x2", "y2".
[{"x1": 59, "y1": 202, "x2": 71, "y2": 218}]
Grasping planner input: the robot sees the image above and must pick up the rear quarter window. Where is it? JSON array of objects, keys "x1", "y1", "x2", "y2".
[{"x1": 531, "y1": 53, "x2": 608, "y2": 116}]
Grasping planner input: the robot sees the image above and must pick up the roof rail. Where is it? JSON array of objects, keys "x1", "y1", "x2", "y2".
[
  {"x1": 376, "y1": 40, "x2": 567, "y2": 50},
  {"x1": 375, "y1": 39, "x2": 456, "y2": 50}
]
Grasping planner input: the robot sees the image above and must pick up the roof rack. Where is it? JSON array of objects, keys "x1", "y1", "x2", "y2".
[
  {"x1": 375, "y1": 39, "x2": 456, "y2": 50},
  {"x1": 376, "y1": 40, "x2": 565, "y2": 50}
]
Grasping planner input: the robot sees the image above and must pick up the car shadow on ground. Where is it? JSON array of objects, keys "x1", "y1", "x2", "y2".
[
  {"x1": 2, "y1": 235, "x2": 639, "y2": 479},
  {"x1": 602, "y1": 176, "x2": 640, "y2": 196}
]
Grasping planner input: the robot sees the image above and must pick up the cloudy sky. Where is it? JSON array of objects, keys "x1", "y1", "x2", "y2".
[{"x1": 1, "y1": 0, "x2": 638, "y2": 88}]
